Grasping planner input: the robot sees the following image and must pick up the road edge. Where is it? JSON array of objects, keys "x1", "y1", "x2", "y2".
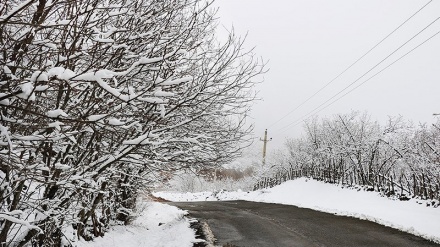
[{"x1": 190, "y1": 219, "x2": 219, "y2": 247}]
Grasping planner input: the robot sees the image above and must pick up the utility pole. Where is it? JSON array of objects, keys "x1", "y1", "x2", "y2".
[{"x1": 260, "y1": 129, "x2": 272, "y2": 166}]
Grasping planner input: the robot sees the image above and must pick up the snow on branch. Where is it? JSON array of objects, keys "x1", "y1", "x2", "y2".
[{"x1": 0, "y1": 213, "x2": 42, "y2": 232}]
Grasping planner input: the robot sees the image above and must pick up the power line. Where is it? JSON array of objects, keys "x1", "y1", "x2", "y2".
[
  {"x1": 274, "y1": 15, "x2": 440, "y2": 134},
  {"x1": 266, "y1": 0, "x2": 433, "y2": 130},
  {"x1": 276, "y1": 27, "x2": 440, "y2": 135}
]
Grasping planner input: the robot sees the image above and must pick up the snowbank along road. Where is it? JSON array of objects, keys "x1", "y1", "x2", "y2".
[{"x1": 170, "y1": 200, "x2": 440, "y2": 247}]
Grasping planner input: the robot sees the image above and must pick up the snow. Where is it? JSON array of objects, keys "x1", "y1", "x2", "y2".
[
  {"x1": 48, "y1": 67, "x2": 76, "y2": 80},
  {"x1": 3, "y1": 66, "x2": 11, "y2": 74},
  {"x1": 77, "y1": 202, "x2": 198, "y2": 247},
  {"x1": 45, "y1": 60, "x2": 54, "y2": 67},
  {"x1": 155, "y1": 177, "x2": 440, "y2": 243},
  {"x1": 112, "y1": 44, "x2": 130, "y2": 49},
  {"x1": 16, "y1": 82, "x2": 35, "y2": 101},
  {"x1": 54, "y1": 163, "x2": 70, "y2": 171},
  {"x1": 108, "y1": 118, "x2": 125, "y2": 126},
  {"x1": 0, "y1": 125, "x2": 12, "y2": 150},
  {"x1": 35, "y1": 85, "x2": 49, "y2": 91},
  {"x1": 47, "y1": 109, "x2": 68, "y2": 118},
  {"x1": 123, "y1": 132, "x2": 159, "y2": 145},
  {"x1": 0, "y1": 213, "x2": 41, "y2": 231},
  {"x1": 30, "y1": 71, "x2": 48, "y2": 82},
  {"x1": 138, "y1": 57, "x2": 163, "y2": 64},
  {"x1": 0, "y1": 93, "x2": 10, "y2": 105},
  {"x1": 44, "y1": 43, "x2": 57, "y2": 50},
  {"x1": 153, "y1": 89, "x2": 175, "y2": 97},
  {"x1": 58, "y1": 20, "x2": 70, "y2": 25},
  {"x1": 74, "y1": 70, "x2": 134, "y2": 102},
  {"x1": 159, "y1": 104, "x2": 166, "y2": 117},
  {"x1": 87, "y1": 114, "x2": 107, "y2": 121},
  {"x1": 14, "y1": 135, "x2": 45, "y2": 141}
]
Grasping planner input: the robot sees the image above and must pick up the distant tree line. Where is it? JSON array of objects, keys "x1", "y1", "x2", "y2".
[
  {"x1": 0, "y1": 0, "x2": 264, "y2": 246},
  {"x1": 167, "y1": 166, "x2": 256, "y2": 193},
  {"x1": 255, "y1": 112, "x2": 440, "y2": 204}
]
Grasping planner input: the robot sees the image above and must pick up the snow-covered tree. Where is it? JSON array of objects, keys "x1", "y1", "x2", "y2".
[{"x1": 0, "y1": 0, "x2": 264, "y2": 245}]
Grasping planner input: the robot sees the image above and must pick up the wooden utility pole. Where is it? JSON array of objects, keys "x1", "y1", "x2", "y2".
[{"x1": 260, "y1": 129, "x2": 272, "y2": 165}]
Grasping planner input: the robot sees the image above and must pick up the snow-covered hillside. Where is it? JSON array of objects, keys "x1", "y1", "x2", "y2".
[{"x1": 155, "y1": 178, "x2": 440, "y2": 243}]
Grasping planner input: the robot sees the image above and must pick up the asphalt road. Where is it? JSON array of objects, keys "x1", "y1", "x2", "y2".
[{"x1": 169, "y1": 200, "x2": 440, "y2": 247}]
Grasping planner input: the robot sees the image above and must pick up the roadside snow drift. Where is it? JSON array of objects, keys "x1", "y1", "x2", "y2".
[
  {"x1": 77, "y1": 202, "x2": 198, "y2": 247},
  {"x1": 155, "y1": 178, "x2": 440, "y2": 243}
]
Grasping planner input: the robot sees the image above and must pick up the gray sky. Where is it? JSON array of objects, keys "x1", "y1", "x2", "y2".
[{"x1": 213, "y1": 0, "x2": 440, "y2": 150}]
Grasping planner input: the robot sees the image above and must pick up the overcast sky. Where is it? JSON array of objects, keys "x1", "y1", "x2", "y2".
[{"x1": 212, "y1": 0, "x2": 440, "y2": 151}]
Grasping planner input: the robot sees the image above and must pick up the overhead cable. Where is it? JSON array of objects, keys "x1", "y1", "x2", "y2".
[
  {"x1": 276, "y1": 26, "x2": 440, "y2": 135},
  {"x1": 266, "y1": 0, "x2": 433, "y2": 130}
]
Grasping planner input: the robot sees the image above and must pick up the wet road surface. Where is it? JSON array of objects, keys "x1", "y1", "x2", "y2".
[{"x1": 169, "y1": 200, "x2": 440, "y2": 247}]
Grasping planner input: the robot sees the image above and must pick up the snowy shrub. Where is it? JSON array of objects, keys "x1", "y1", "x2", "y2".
[{"x1": 269, "y1": 112, "x2": 440, "y2": 202}]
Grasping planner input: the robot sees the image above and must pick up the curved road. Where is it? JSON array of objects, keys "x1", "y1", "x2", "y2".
[{"x1": 170, "y1": 200, "x2": 439, "y2": 247}]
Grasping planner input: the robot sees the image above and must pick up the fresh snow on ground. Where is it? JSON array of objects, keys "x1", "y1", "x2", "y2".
[
  {"x1": 155, "y1": 177, "x2": 440, "y2": 243},
  {"x1": 76, "y1": 202, "x2": 198, "y2": 247}
]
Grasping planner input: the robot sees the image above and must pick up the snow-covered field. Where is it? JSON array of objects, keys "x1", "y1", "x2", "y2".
[
  {"x1": 155, "y1": 177, "x2": 440, "y2": 243},
  {"x1": 76, "y1": 202, "x2": 199, "y2": 247}
]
